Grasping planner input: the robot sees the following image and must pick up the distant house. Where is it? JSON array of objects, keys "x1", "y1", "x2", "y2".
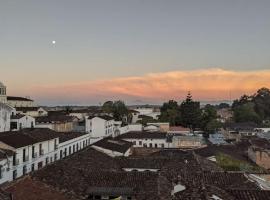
[
  {"x1": 7, "y1": 96, "x2": 35, "y2": 108},
  {"x1": 146, "y1": 122, "x2": 170, "y2": 132},
  {"x1": 222, "y1": 122, "x2": 258, "y2": 142},
  {"x1": 248, "y1": 138, "x2": 270, "y2": 170},
  {"x1": 172, "y1": 135, "x2": 205, "y2": 149},
  {"x1": 10, "y1": 114, "x2": 35, "y2": 131},
  {"x1": 118, "y1": 131, "x2": 170, "y2": 148},
  {"x1": 15, "y1": 107, "x2": 48, "y2": 117},
  {"x1": 85, "y1": 115, "x2": 115, "y2": 138},
  {"x1": 168, "y1": 126, "x2": 191, "y2": 135},
  {"x1": 217, "y1": 108, "x2": 233, "y2": 123},
  {"x1": 208, "y1": 133, "x2": 227, "y2": 145},
  {"x1": 35, "y1": 115, "x2": 79, "y2": 132},
  {"x1": 92, "y1": 137, "x2": 133, "y2": 157}
]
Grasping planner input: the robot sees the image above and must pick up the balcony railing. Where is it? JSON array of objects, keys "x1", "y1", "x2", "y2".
[
  {"x1": 33, "y1": 152, "x2": 38, "y2": 158},
  {"x1": 14, "y1": 159, "x2": 19, "y2": 166}
]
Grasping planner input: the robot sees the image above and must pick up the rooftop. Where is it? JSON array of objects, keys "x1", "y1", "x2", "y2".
[
  {"x1": 92, "y1": 138, "x2": 133, "y2": 154},
  {"x1": 118, "y1": 131, "x2": 167, "y2": 139},
  {"x1": 0, "y1": 128, "x2": 59, "y2": 148},
  {"x1": 7, "y1": 96, "x2": 33, "y2": 102},
  {"x1": 88, "y1": 115, "x2": 114, "y2": 121},
  {"x1": 36, "y1": 115, "x2": 76, "y2": 123}
]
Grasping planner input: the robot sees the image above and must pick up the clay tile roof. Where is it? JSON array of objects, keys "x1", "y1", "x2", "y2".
[
  {"x1": 93, "y1": 138, "x2": 132, "y2": 154},
  {"x1": 7, "y1": 96, "x2": 33, "y2": 101},
  {"x1": 57, "y1": 132, "x2": 88, "y2": 143},
  {"x1": 88, "y1": 115, "x2": 114, "y2": 121},
  {"x1": 0, "y1": 128, "x2": 59, "y2": 148},
  {"x1": 10, "y1": 114, "x2": 26, "y2": 120},
  {"x1": 15, "y1": 107, "x2": 41, "y2": 112},
  {"x1": 36, "y1": 115, "x2": 76, "y2": 123},
  {"x1": 118, "y1": 131, "x2": 167, "y2": 139}
]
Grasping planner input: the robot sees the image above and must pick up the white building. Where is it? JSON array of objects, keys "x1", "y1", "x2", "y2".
[
  {"x1": 0, "y1": 102, "x2": 14, "y2": 133},
  {"x1": 85, "y1": 115, "x2": 115, "y2": 138},
  {"x1": 134, "y1": 107, "x2": 160, "y2": 120},
  {"x1": 0, "y1": 128, "x2": 92, "y2": 185},
  {"x1": 10, "y1": 114, "x2": 35, "y2": 131},
  {"x1": 15, "y1": 107, "x2": 48, "y2": 117},
  {"x1": 118, "y1": 131, "x2": 171, "y2": 148}
]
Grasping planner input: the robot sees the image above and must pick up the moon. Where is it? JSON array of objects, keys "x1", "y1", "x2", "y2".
[{"x1": 52, "y1": 40, "x2": 56, "y2": 44}]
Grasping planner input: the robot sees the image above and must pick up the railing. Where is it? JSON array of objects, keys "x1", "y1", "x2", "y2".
[
  {"x1": 14, "y1": 159, "x2": 19, "y2": 166},
  {"x1": 54, "y1": 144, "x2": 59, "y2": 150},
  {"x1": 33, "y1": 152, "x2": 38, "y2": 158},
  {"x1": 24, "y1": 156, "x2": 29, "y2": 162}
]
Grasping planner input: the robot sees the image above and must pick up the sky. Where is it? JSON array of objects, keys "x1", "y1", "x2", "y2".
[{"x1": 0, "y1": 0, "x2": 270, "y2": 105}]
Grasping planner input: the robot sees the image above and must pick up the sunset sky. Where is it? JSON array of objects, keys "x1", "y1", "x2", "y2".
[{"x1": 1, "y1": 0, "x2": 270, "y2": 105}]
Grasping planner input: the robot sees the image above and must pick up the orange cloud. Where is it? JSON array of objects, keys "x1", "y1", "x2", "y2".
[{"x1": 30, "y1": 68, "x2": 270, "y2": 104}]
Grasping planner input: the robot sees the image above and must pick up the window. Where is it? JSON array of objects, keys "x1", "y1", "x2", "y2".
[
  {"x1": 139, "y1": 141, "x2": 142, "y2": 146},
  {"x1": 0, "y1": 166, "x2": 2, "y2": 179},
  {"x1": 69, "y1": 146, "x2": 71, "y2": 155},
  {"x1": 161, "y1": 144, "x2": 164, "y2": 148},
  {"x1": 155, "y1": 144, "x2": 158, "y2": 148},
  {"x1": 60, "y1": 150, "x2": 63, "y2": 159},
  {"x1": 54, "y1": 153, "x2": 57, "y2": 161},
  {"x1": 73, "y1": 145, "x2": 75, "y2": 153},
  {"x1": 23, "y1": 148, "x2": 26, "y2": 162},
  {"x1": 143, "y1": 144, "x2": 147, "y2": 147},
  {"x1": 54, "y1": 139, "x2": 57, "y2": 150},
  {"x1": 133, "y1": 141, "x2": 136, "y2": 145},
  {"x1": 39, "y1": 143, "x2": 42, "y2": 156},
  {"x1": 32, "y1": 146, "x2": 35, "y2": 158},
  {"x1": 149, "y1": 143, "x2": 153, "y2": 148},
  {"x1": 23, "y1": 165, "x2": 27, "y2": 175},
  {"x1": 46, "y1": 157, "x2": 49, "y2": 165},
  {"x1": 31, "y1": 163, "x2": 35, "y2": 172},
  {"x1": 76, "y1": 143, "x2": 79, "y2": 151},
  {"x1": 13, "y1": 170, "x2": 17, "y2": 180}
]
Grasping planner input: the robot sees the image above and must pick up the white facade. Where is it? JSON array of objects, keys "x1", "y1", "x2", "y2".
[
  {"x1": 0, "y1": 103, "x2": 13, "y2": 132},
  {"x1": 58, "y1": 133, "x2": 91, "y2": 159},
  {"x1": 10, "y1": 115, "x2": 35, "y2": 131},
  {"x1": 7, "y1": 99, "x2": 35, "y2": 108},
  {"x1": 0, "y1": 137, "x2": 59, "y2": 184},
  {"x1": 85, "y1": 116, "x2": 115, "y2": 138},
  {"x1": 121, "y1": 138, "x2": 169, "y2": 148},
  {"x1": 134, "y1": 108, "x2": 160, "y2": 120},
  {"x1": 0, "y1": 131, "x2": 93, "y2": 185},
  {"x1": 0, "y1": 82, "x2": 7, "y2": 104}
]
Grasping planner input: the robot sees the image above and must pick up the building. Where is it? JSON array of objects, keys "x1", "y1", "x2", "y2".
[
  {"x1": 92, "y1": 137, "x2": 133, "y2": 157},
  {"x1": 118, "y1": 131, "x2": 171, "y2": 148},
  {"x1": 146, "y1": 122, "x2": 170, "y2": 132},
  {"x1": 248, "y1": 138, "x2": 270, "y2": 170},
  {"x1": 167, "y1": 126, "x2": 191, "y2": 135},
  {"x1": 10, "y1": 114, "x2": 35, "y2": 131},
  {"x1": 85, "y1": 115, "x2": 115, "y2": 138},
  {"x1": 0, "y1": 128, "x2": 59, "y2": 184},
  {"x1": 0, "y1": 103, "x2": 14, "y2": 133},
  {"x1": 7, "y1": 96, "x2": 35, "y2": 108},
  {"x1": 217, "y1": 108, "x2": 233, "y2": 123},
  {"x1": 35, "y1": 115, "x2": 78, "y2": 132},
  {"x1": 208, "y1": 133, "x2": 227, "y2": 145},
  {"x1": 2, "y1": 147, "x2": 269, "y2": 200},
  {"x1": 172, "y1": 135, "x2": 206, "y2": 149},
  {"x1": 0, "y1": 82, "x2": 7, "y2": 104},
  {"x1": 0, "y1": 128, "x2": 92, "y2": 185},
  {"x1": 133, "y1": 106, "x2": 161, "y2": 120},
  {"x1": 15, "y1": 107, "x2": 48, "y2": 117}
]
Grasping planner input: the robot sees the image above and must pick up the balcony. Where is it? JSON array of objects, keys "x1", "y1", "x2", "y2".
[{"x1": 54, "y1": 144, "x2": 59, "y2": 150}]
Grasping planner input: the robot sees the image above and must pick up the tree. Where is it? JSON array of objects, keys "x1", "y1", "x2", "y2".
[
  {"x1": 159, "y1": 100, "x2": 181, "y2": 125},
  {"x1": 201, "y1": 104, "x2": 221, "y2": 133},
  {"x1": 233, "y1": 102, "x2": 261, "y2": 124},
  {"x1": 253, "y1": 88, "x2": 270, "y2": 120},
  {"x1": 217, "y1": 103, "x2": 230, "y2": 109},
  {"x1": 102, "y1": 101, "x2": 114, "y2": 113},
  {"x1": 179, "y1": 92, "x2": 201, "y2": 130}
]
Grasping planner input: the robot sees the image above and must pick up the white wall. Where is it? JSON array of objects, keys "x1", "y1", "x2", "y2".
[
  {"x1": 85, "y1": 117, "x2": 114, "y2": 138},
  {"x1": 121, "y1": 138, "x2": 170, "y2": 148},
  {"x1": 0, "y1": 103, "x2": 12, "y2": 132},
  {"x1": 10, "y1": 115, "x2": 35, "y2": 131}
]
